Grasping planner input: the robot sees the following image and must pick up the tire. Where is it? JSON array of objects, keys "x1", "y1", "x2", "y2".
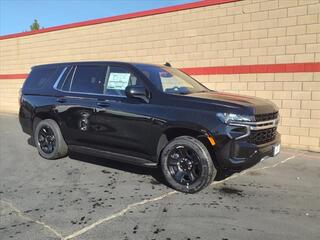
[
  {"x1": 160, "y1": 136, "x2": 216, "y2": 193},
  {"x1": 34, "y1": 119, "x2": 68, "y2": 159}
]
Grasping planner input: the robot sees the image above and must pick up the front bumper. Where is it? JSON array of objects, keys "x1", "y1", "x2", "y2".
[{"x1": 215, "y1": 133, "x2": 281, "y2": 172}]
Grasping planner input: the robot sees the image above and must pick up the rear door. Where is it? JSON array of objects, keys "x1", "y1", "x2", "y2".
[{"x1": 54, "y1": 63, "x2": 108, "y2": 147}]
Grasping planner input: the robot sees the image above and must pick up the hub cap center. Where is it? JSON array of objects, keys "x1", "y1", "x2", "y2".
[{"x1": 179, "y1": 158, "x2": 192, "y2": 171}]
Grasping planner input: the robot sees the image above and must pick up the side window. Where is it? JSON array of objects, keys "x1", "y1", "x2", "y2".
[
  {"x1": 24, "y1": 67, "x2": 59, "y2": 90},
  {"x1": 70, "y1": 65, "x2": 106, "y2": 94},
  {"x1": 104, "y1": 66, "x2": 141, "y2": 96}
]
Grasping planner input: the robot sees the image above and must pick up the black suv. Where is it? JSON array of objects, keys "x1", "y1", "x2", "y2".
[{"x1": 19, "y1": 61, "x2": 280, "y2": 193}]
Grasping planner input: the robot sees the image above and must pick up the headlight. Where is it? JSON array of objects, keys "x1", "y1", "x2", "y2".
[{"x1": 217, "y1": 113, "x2": 253, "y2": 124}]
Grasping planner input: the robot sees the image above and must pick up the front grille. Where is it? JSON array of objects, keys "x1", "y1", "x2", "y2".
[
  {"x1": 255, "y1": 112, "x2": 278, "y2": 122},
  {"x1": 248, "y1": 127, "x2": 277, "y2": 145}
]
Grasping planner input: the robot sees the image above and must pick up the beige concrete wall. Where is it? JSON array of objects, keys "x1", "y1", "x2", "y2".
[
  {"x1": 0, "y1": 0, "x2": 319, "y2": 151},
  {"x1": 0, "y1": 79, "x2": 23, "y2": 112},
  {"x1": 199, "y1": 72, "x2": 320, "y2": 152}
]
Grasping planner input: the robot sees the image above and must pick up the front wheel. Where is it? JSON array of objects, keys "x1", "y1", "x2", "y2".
[{"x1": 160, "y1": 136, "x2": 216, "y2": 193}]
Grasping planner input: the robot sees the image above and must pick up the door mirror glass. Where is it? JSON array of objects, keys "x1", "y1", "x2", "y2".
[{"x1": 125, "y1": 86, "x2": 149, "y2": 103}]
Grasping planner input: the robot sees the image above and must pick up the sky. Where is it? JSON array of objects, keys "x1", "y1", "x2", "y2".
[{"x1": 0, "y1": 0, "x2": 196, "y2": 35}]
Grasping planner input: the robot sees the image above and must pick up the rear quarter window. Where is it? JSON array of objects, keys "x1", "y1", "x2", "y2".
[{"x1": 23, "y1": 66, "x2": 61, "y2": 90}]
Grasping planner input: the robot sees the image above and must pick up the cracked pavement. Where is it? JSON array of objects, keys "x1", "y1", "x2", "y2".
[{"x1": 0, "y1": 114, "x2": 320, "y2": 240}]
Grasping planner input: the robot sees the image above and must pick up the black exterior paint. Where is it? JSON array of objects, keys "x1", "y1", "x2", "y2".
[{"x1": 19, "y1": 61, "x2": 280, "y2": 171}]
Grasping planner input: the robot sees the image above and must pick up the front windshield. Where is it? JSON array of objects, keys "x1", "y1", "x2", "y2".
[{"x1": 134, "y1": 64, "x2": 208, "y2": 95}]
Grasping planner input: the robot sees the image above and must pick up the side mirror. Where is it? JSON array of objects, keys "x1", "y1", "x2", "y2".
[{"x1": 125, "y1": 86, "x2": 149, "y2": 103}]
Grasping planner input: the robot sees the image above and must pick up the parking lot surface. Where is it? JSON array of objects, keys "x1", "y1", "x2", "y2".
[{"x1": 0, "y1": 113, "x2": 320, "y2": 240}]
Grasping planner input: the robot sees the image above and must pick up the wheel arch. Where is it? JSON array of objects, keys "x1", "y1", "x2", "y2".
[
  {"x1": 156, "y1": 125, "x2": 219, "y2": 167},
  {"x1": 32, "y1": 111, "x2": 60, "y2": 132}
]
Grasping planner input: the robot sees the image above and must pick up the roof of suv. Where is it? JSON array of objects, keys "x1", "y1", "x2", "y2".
[{"x1": 32, "y1": 61, "x2": 164, "y2": 69}]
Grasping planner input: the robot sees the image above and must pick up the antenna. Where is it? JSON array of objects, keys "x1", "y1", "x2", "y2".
[{"x1": 164, "y1": 62, "x2": 172, "y2": 67}]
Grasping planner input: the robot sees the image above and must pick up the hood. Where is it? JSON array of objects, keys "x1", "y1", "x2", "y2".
[{"x1": 183, "y1": 91, "x2": 278, "y2": 115}]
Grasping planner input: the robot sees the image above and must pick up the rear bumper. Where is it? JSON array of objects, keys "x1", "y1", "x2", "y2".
[
  {"x1": 215, "y1": 133, "x2": 281, "y2": 172},
  {"x1": 19, "y1": 107, "x2": 32, "y2": 135}
]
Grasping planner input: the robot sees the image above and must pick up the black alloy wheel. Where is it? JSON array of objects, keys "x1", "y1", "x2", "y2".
[
  {"x1": 161, "y1": 136, "x2": 216, "y2": 193},
  {"x1": 34, "y1": 119, "x2": 68, "y2": 159},
  {"x1": 167, "y1": 145, "x2": 201, "y2": 186},
  {"x1": 37, "y1": 125, "x2": 56, "y2": 154}
]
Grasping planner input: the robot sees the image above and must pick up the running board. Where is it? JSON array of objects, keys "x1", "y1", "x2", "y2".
[{"x1": 68, "y1": 145, "x2": 158, "y2": 168}]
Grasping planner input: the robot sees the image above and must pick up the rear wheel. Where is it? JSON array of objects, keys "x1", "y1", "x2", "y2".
[
  {"x1": 160, "y1": 136, "x2": 216, "y2": 193},
  {"x1": 34, "y1": 119, "x2": 68, "y2": 159}
]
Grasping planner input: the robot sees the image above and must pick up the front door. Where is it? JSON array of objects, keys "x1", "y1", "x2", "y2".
[{"x1": 91, "y1": 64, "x2": 155, "y2": 160}]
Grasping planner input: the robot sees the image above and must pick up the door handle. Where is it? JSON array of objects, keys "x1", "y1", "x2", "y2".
[
  {"x1": 96, "y1": 102, "x2": 110, "y2": 107},
  {"x1": 56, "y1": 97, "x2": 66, "y2": 103}
]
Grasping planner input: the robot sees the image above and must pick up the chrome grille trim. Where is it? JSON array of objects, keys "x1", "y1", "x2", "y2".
[{"x1": 235, "y1": 118, "x2": 279, "y2": 130}]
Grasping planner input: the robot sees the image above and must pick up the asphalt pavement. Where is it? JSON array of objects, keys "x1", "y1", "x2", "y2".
[{"x1": 0, "y1": 113, "x2": 319, "y2": 240}]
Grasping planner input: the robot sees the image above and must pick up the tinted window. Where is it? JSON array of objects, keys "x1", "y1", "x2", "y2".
[
  {"x1": 70, "y1": 65, "x2": 106, "y2": 94},
  {"x1": 24, "y1": 67, "x2": 59, "y2": 90},
  {"x1": 104, "y1": 66, "x2": 141, "y2": 96}
]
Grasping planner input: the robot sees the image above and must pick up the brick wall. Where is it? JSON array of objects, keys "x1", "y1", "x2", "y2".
[{"x1": 0, "y1": 0, "x2": 319, "y2": 151}]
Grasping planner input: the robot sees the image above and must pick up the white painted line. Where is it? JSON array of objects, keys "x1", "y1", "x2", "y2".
[
  {"x1": 64, "y1": 153, "x2": 298, "y2": 239},
  {"x1": 62, "y1": 191, "x2": 177, "y2": 240},
  {"x1": 1, "y1": 153, "x2": 298, "y2": 240},
  {"x1": 1, "y1": 199, "x2": 63, "y2": 239}
]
